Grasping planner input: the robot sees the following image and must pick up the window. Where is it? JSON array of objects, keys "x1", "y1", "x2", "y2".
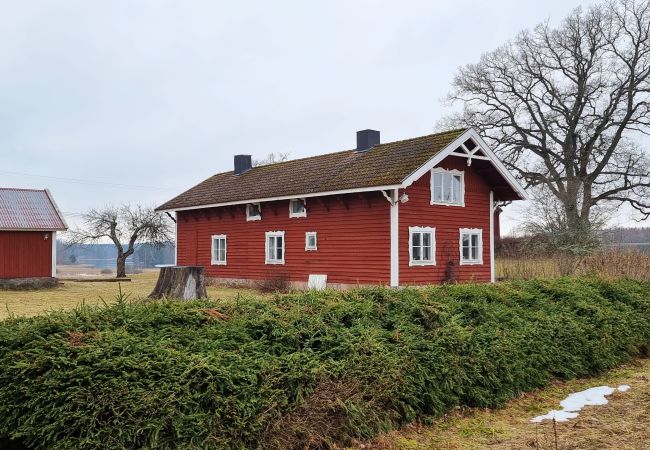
[
  {"x1": 289, "y1": 198, "x2": 307, "y2": 218},
  {"x1": 409, "y1": 227, "x2": 436, "y2": 266},
  {"x1": 265, "y1": 231, "x2": 285, "y2": 264},
  {"x1": 305, "y1": 232, "x2": 317, "y2": 251},
  {"x1": 431, "y1": 168, "x2": 464, "y2": 206},
  {"x1": 211, "y1": 235, "x2": 227, "y2": 265},
  {"x1": 246, "y1": 203, "x2": 261, "y2": 221},
  {"x1": 459, "y1": 228, "x2": 483, "y2": 265}
]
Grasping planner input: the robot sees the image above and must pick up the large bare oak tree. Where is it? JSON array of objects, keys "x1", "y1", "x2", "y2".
[
  {"x1": 69, "y1": 205, "x2": 172, "y2": 278},
  {"x1": 446, "y1": 0, "x2": 650, "y2": 236}
]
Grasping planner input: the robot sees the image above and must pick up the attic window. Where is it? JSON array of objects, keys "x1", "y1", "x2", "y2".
[
  {"x1": 289, "y1": 199, "x2": 307, "y2": 218},
  {"x1": 246, "y1": 203, "x2": 261, "y2": 221},
  {"x1": 430, "y1": 168, "x2": 464, "y2": 206}
]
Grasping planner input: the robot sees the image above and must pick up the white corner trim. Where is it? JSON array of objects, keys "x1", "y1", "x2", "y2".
[
  {"x1": 429, "y1": 167, "x2": 465, "y2": 207},
  {"x1": 489, "y1": 191, "x2": 495, "y2": 282},
  {"x1": 246, "y1": 203, "x2": 261, "y2": 221},
  {"x1": 305, "y1": 231, "x2": 318, "y2": 251},
  {"x1": 51, "y1": 231, "x2": 57, "y2": 277},
  {"x1": 289, "y1": 198, "x2": 307, "y2": 218},
  {"x1": 174, "y1": 213, "x2": 178, "y2": 265},
  {"x1": 210, "y1": 234, "x2": 227, "y2": 265},
  {"x1": 408, "y1": 226, "x2": 436, "y2": 266},
  {"x1": 401, "y1": 128, "x2": 528, "y2": 200},
  {"x1": 390, "y1": 189, "x2": 399, "y2": 287},
  {"x1": 265, "y1": 230, "x2": 286, "y2": 264},
  {"x1": 459, "y1": 228, "x2": 484, "y2": 265}
]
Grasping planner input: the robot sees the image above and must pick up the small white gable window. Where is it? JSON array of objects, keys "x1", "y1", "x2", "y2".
[
  {"x1": 211, "y1": 234, "x2": 227, "y2": 265},
  {"x1": 305, "y1": 232, "x2": 317, "y2": 251},
  {"x1": 289, "y1": 198, "x2": 307, "y2": 218},
  {"x1": 246, "y1": 203, "x2": 261, "y2": 221},
  {"x1": 409, "y1": 227, "x2": 436, "y2": 266},
  {"x1": 459, "y1": 228, "x2": 483, "y2": 265},
  {"x1": 431, "y1": 168, "x2": 464, "y2": 206},
  {"x1": 265, "y1": 231, "x2": 285, "y2": 264}
]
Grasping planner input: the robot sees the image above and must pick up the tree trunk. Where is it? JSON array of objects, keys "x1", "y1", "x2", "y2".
[
  {"x1": 149, "y1": 266, "x2": 207, "y2": 300},
  {"x1": 116, "y1": 255, "x2": 127, "y2": 278}
]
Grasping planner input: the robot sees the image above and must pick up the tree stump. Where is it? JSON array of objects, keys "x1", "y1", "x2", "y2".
[{"x1": 149, "y1": 266, "x2": 208, "y2": 300}]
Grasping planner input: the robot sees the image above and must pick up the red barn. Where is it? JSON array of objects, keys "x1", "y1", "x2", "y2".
[
  {"x1": 0, "y1": 188, "x2": 68, "y2": 282},
  {"x1": 156, "y1": 128, "x2": 526, "y2": 288}
]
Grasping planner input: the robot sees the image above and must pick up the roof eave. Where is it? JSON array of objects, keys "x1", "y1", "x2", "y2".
[{"x1": 155, "y1": 184, "x2": 403, "y2": 213}]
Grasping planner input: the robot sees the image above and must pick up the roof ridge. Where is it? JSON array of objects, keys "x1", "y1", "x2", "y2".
[
  {"x1": 0, "y1": 187, "x2": 47, "y2": 192},
  {"x1": 235, "y1": 127, "x2": 468, "y2": 172}
]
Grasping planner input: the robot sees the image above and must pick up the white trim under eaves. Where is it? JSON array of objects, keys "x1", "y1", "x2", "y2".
[
  {"x1": 157, "y1": 184, "x2": 401, "y2": 213},
  {"x1": 400, "y1": 128, "x2": 528, "y2": 200}
]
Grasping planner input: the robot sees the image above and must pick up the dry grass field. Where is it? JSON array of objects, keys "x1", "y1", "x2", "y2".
[
  {"x1": 0, "y1": 271, "x2": 259, "y2": 320},
  {"x1": 365, "y1": 358, "x2": 650, "y2": 450},
  {"x1": 496, "y1": 249, "x2": 650, "y2": 281}
]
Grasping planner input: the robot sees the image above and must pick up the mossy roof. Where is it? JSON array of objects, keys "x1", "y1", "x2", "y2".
[{"x1": 156, "y1": 128, "x2": 466, "y2": 211}]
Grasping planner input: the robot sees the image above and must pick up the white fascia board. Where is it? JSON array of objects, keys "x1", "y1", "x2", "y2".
[
  {"x1": 158, "y1": 184, "x2": 401, "y2": 213},
  {"x1": 44, "y1": 189, "x2": 69, "y2": 230},
  {"x1": 400, "y1": 128, "x2": 528, "y2": 200}
]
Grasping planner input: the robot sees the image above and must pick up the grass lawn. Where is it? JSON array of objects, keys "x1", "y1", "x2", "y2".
[
  {"x1": 0, "y1": 272, "x2": 259, "y2": 320},
  {"x1": 367, "y1": 358, "x2": 650, "y2": 449}
]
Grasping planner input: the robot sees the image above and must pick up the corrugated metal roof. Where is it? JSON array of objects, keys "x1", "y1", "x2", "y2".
[{"x1": 0, "y1": 188, "x2": 68, "y2": 231}]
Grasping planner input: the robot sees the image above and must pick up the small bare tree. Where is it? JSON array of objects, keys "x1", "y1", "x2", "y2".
[
  {"x1": 445, "y1": 0, "x2": 650, "y2": 234},
  {"x1": 69, "y1": 205, "x2": 172, "y2": 278},
  {"x1": 523, "y1": 186, "x2": 608, "y2": 274},
  {"x1": 253, "y1": 152, "x2": 290, "y2": 167}
]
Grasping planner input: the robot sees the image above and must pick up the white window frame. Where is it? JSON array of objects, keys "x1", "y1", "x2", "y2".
[
  {"x1": 305, "y1": 231, "x2": 318, "y2": 251},
  {"x1": 408, "y1": 226, "x2": 436, "y2": 266},
  {"x1": 265, "y1": 231, "x2": 285, "y2": 264},
  {"x1": 459, "y1": 228, "x2": 483, "y2": 265},
  {"x1": 246, "y1": 203, "x2": 261, "y2": 221},
  {"x1": 430, "y1": 168, "x2": 465, "y2": 207},
  {"x1": 211, "y1": 234, "x2": 227, "y2": 265},
  {"x1": 289, "y1": 198, "x2": 307, "y2": 218}
]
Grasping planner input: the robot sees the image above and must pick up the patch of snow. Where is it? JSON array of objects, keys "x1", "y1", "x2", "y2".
[{"x1": 531, "y1": 385, "x2": 630, "y2": 423}]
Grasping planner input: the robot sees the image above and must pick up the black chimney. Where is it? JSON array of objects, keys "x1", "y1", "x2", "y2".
[
  {"x1": 356, "y1": 129, "x2": 380, "y2": 152},
  {"x1": 234, "y1": 155, "x2": 252, "y2": 175}
]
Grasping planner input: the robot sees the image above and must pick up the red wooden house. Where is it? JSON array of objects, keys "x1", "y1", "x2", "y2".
[
  {"x1": 0, "y1": 188, "x2": 68, "y2": 281},
  {"x1": 156, "y1": 128, "x2": 526, "y2": 288}
]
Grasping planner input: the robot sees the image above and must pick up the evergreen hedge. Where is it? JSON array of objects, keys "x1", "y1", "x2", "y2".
[{"x1": 0, "y1": 277, "x2": 649, "y2": 449}]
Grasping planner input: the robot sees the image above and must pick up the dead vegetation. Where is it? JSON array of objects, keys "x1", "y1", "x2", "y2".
[
  {"x1": 363, "y1": 359, "x2": 650, "y2": 450},
  {"x1": 496, "y1": 242, "x2": 650, "y2": 282}
]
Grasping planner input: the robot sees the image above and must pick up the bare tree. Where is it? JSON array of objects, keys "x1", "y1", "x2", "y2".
[
  {"x1": 253, "y1": 152, "x2": 290, "y2": 167},
  {"x1": 69, "y1": 205, "x2": 172, "y2": 278},
  {"x1": 445, "y1": 0, "x2": 650, "y2": 235}
]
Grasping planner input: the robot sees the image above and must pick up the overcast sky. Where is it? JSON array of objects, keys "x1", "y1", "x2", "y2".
[{"x1": 4, "y1": 0, "x2": 641, "y2": 233}]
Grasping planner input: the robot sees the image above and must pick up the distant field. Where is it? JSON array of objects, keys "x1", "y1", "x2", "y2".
[{"x1": 0, "y1": 272, "x2": 259, "y2": 320}]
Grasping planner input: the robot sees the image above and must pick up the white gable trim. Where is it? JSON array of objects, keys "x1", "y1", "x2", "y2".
[
  {"x1": 44, "y1": 189, "x2": 69, "y2": 230},
  {"x1": 400, "y1": 128, "x2": 528, "y2": 200}
]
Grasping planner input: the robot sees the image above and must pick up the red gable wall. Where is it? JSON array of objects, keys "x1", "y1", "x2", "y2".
[
  {"x1": 399, "y1": 156, "x2": 492, "y2": 284},
  {"x1": 0, "y1": 231, "x2": 53, "y2": 278},
  {"x1": 176, "y1": 192, "x2": 391, "y2": 285}
]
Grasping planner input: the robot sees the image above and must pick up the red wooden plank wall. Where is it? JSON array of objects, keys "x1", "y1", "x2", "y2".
[
  {"x1": 176, "y1": 192, "x2": 391, "y2": 285},
  {"x1": 399, "y1": 156, "x2": 492, "y2": 284},
  {"x1": 0, "y1": 231, "x2": 52, "y2": 278}
]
